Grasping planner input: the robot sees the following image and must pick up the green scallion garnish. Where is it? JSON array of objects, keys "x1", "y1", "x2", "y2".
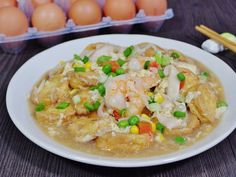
[
  {"x1": 97, "y1": 83, "x2": 106, "y2": 97},
  {"x1": 74, "y1": 67, "x2": 86, "y2": 72},
  {"x1": 177, "y1": 72, "x2": 185, "y2": 81},
  {"x1": 171, "y1": 51, "x2": 181, "y2": 59},
  {"x1": 123, "y1": 46, "x2": 134, "y2": 57},
  {"x1": 97, "y1": 55, "x2": 112, "y2": 65},
  {"x1": 175, "y1": 136, "x2": 186, "y2": 144},
  {"x1": 144, "y1": 61, "x2": 150, "y2": 70},
  {"x1": 115, "y1": 68, "x2": 125, "y2": 75},
  {"x1": 119, "y1": 108, "x2": 127, "y2": 117},
  {"x1": 216, "y1": 101, "x2": 228, "y2": 108},
  {"x1": 102, "y1": 64, "x2": 112, "y2": 74},
  {"x1": 56, "y1": 102, "x2": 70, "y2": 109},
  {"x1": 74, "y1": 54, "x2": 89, "y2": 64},
  {"x1": 117, "y1": 58, "x2": 126, "y2": 66},
  {"x1": 156, "y1": 122, "x2": 165, "y2": 133},
  {"x1": 158, "y1": 69, "x2": 165, "y2": 78},
  {"x1": 200, "y1": 71, "x2": 209, "y2": 77},
  {"x1": 35, "y1": 103, "x2": 45, "y2": 112},
  {"x1": 173, "y1": 111, "x2": 186, "y2": 119}
]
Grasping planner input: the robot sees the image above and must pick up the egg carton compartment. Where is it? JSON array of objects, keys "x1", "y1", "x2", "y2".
[{"x1": 0, "y1": 0, "x2": 174, "y2": 54}]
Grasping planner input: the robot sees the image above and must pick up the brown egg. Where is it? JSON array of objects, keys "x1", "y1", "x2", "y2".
[
  {"x1": 32, "y1": 0, "x2": 53, "y2": 8},
  {"x1": 0, "y1": 0, "x2": 17, "y2": 8},
  {"x1": 0, "y1": 7, "x2": 28, "y2": 36},
  {"x1": 136, "y1": 0, "x2": 167, "y2": 16},
  {"x1": 69, "y1": 0, "x2": 102, "y2": 25},
  {"x1": 32, "y1": 3, "x2": 66, "y2": 31},
  {"x1": 104, "y1": 0, "x2": 136, "y2": 20}
]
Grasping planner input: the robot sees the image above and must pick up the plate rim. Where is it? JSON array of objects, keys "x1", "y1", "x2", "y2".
[{"x1": 6, "y1": 34, "x2": 236, "y2": 167}]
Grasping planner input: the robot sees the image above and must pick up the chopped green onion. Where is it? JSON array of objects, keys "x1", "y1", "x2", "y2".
[
  {"x1": 200, "y1": 71, "x2": 209, "y2": 77},
  {"x1": 128, "y1": 115, "x2": 140, "y2": 126},
  {"x1": 97, "y1": 83, "x2": 106, "y2": 97},
  {"x1": 117, "y1": 58, "x2": 126, "y2": 66},
  {"x1": 123, "y1": 46, "x2": 134, "y2": 57},
  {"x1": 173, "y1": 111, "x2": 186, "y2": 118},
  {"x1": 217, "y1": 101, "x2": 228, "y2": 108},
  {"x1": 171, "y1": 51, "x2": 181, "y2": 59},
  {"x1": 158, "y1": 69, "x2": 165, "y2": 78},
  {"x1": 84, "y1": 102, "x2": 94, "y2": 111},
  {"x1": 74, "y1": 54, "x2": 89, "y2": 64},
  {"x1": 162, "y1": 56, "x2": 172, "y2": 66},
  {"x1": 97, "y1": 55, "x2": 112, "y2": 65},
  {"x1": 175, "y1": 136, "x2": 186, "y2": 144},
  {"x1": 35, "y1": 103, "x2": 45, "y2": 112},
  {"x1": 156, "y1": 122, "x2": 165, "y2": 133},
  {"x1": 74, "y1": 54, "x2": 82, "y2": 61},
  {"x1": 108, "y1": 72, "x2": 117, "y2": 77},
  {"x1": 155, "y1": 54, "x2": 172, "y2": 67},
  {"x1": 115, "y1": 68, "x2": 125, "y2": 75},
  {"x1": 148, "y1": 97, "x2": 155, "y2": 104},
  {"x1": 155, "y1": 53, "x2": 162, "y2": 64},
  {"x1": 102, "y1": 64, "x2": 112, "y2": 74},
  {"x1": 56, "y1": 102, "x2": 70, "y2": 109},
  {"x1": 177, "y1": 72, "x2": 185, "y2": 81},
  {"x1": 84, "y1": 101, "x2": 101, "y2": 111},
  {"x1": 118, "y1": 120, "x2": 129, "y2": 128},
  {"x1": 82, "y1": 56, "x2": 89, "y2": 64},
  {"x1": 74, "y1": 67, "x2": 86, "y2": 72},
  {"x1": 93, "y1": 101, "x2": 101, "y2": 110},
  {"x1": 119, "y1": 108, "x2": 127, "y2": 117},
  {"x1": 144, "y1": 61, "x2": 150, "y2": 70}
]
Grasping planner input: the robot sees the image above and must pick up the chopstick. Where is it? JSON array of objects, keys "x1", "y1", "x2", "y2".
[{"x1": 195, "y1": 25, "x2": 236, "y2": 53}]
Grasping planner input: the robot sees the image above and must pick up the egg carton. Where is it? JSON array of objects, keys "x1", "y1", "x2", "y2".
[{"x1": 0, "y1": 0, "x2": 174, "y2": 54}]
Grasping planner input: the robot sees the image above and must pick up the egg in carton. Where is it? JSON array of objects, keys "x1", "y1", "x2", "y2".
[{"x1": 0, "y1": 0, "x2": 174, "y2": 54}]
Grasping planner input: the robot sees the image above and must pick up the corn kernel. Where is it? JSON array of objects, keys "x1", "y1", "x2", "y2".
[
  {"x1": 155, "y1": 93, "x2": 165, "y2": 104},
  {"x1": 141, "y1": 114, "x2": 151, "y2": 120},
  {"x1": 130, "y1": 125, "x2": 139, "y2": 134},
  {"x1": 151, "y1": 123, "x2": 156, "y2": 133},
  {"x1": 147, "y1": 92, "x2": 154, "y2": 97},
  {"x1": 85, "y1": 62, "x2": 92, "y2": 70},
  {"x1": 159, "y1": 134, "x2": 165, "y2": 142}
]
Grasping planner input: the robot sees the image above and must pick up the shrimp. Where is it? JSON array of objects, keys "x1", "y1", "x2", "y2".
[
  {"x1": 127, "y1": 57, "x2": 160, "y2": 89},
  {"x1": 104, "y1": 74, "x2": 145, "y2": 116}
]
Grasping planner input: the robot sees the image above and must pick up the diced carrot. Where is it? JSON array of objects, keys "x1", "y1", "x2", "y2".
[
  {"x1": 106, "y1": 61, "x2": 120, "y2": 72},
  {"x1": 113, "y1": 110, "x2": 120, "y2": 121},
  {"x1": 179, "y1": 81, "x2": 185, "y2": 90},
  {"x1": 138, "y1": 121, "x2": 153, "y2": 135},
  {"x1": 149, "y1": 61, "x2": 159, "y2": 68}
]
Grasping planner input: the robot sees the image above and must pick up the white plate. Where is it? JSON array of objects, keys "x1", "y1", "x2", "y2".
[{"x1": 6, "y1": 34, "x2": 236, "y2": 167}]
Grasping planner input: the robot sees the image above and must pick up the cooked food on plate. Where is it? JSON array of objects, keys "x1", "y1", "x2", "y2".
[{"x1": 29, "y1": 42, "x2": 228, "y2": 157}]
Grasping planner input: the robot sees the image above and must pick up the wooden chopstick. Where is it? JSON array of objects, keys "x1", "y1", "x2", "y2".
[
  {"x1": 195, "y1": 25, "x2": 236, "y2": 53},
  {"x1": 199, "y1": 25, "x2": 236, "y2": 47}
]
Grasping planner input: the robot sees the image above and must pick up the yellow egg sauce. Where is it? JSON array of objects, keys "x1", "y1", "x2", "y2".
[{"x1": 29, "y1": 43, "x2": 226, "y2": 158}]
